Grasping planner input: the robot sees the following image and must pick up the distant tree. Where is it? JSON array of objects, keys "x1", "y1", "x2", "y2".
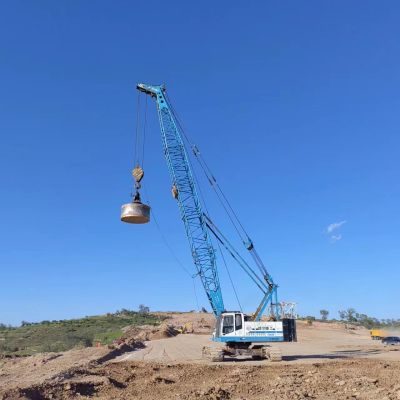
[
  {"x1": 320, "y1": 310, "x2": 329, "y2": 321},
  {"x1": 139, "y1": 304, "x2": 150, "y2": 314},
  {"x1": 338, "y1": 308, "x2": 357, "y2": 322},
  {"x1": 361, "y1": 317, "x2": 374, "y2": 330},
  {"x1": 347, "y1": 308, "x2": 357, "y2": 322},
  {"x1": 371, "y1": 317, "x2": 380, "y2": 326}
]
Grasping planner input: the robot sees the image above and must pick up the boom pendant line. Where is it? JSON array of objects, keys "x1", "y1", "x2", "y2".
[{"x1": 136, "y1": 83, "x2": 224, "y2": 317}]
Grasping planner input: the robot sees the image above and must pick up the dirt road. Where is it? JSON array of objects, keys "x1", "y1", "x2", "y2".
[
  {"x1": 117, "y1": 330, "x2": 400, "y2": 365},
  {"x1": 116, "y1": 320, "x2": 400, "y2": 365}
]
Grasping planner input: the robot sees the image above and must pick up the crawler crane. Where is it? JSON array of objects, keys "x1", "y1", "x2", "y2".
[{"x1": 121, "y1": 84, "x2": 297, "y2": 362}]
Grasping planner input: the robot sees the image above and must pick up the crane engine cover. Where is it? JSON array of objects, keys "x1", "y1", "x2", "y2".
[{"x1": 121, "y1": 202, "x2": 150, "y2": 224}]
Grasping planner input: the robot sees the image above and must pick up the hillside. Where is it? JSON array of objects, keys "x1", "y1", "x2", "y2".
[{"x1": 0, "y1": 311, "x2": 168, "y2": 356}]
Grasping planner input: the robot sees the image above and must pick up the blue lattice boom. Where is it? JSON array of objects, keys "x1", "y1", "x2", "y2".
[{"x1": 137, "y1": 83, "x2": 224, "y2": 317}]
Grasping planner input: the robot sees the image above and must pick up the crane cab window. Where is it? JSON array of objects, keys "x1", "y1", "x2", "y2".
[
  {"x1": 235, "y1": 314, "x2": 243, "y2": 331},
  {"x1": 222, "y1": 315, "x2": 234, "y2": 334}
]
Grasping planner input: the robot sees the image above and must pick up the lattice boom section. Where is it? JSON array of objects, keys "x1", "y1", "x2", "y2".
[{"x1": 157, "y1": 101, "x2": 224, "y2": 316}]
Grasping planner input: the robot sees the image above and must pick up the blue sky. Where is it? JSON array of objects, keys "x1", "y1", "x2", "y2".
[{"x1": 1, "y1": 1, "x2": 399, "y2": 326}]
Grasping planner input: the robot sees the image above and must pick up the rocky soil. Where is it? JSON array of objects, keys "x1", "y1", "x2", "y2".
[
  {"x1": 2, "y1": 319, "x2": 400, "y2": 399},
  {"x1": 2, "y1": 358, "x2": 400, "y2": 399},
  {"x1": 122, "y1": 324, "x2": 180, "y2": 341}
]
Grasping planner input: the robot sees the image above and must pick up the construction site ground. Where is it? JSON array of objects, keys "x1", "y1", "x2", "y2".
[{"x1": 2, "y1": 314, "x2": 400, "y2": 399}]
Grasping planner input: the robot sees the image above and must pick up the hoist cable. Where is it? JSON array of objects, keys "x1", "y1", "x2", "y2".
[
  {"x1": 142, "y1": 182, "x2": 196, "y2": 279},
  {"x1": 181, "y1": 135, "x2": 243, "y2": 312},
  {"x1": 164, "y1": 90, "x2": 250, "y2": 241},
  {"x1": 192, "y1": 279, "x2": 200, "y2": 313},
  {"x1": 217, "y1": 239, "x2": 243, "y2": 313},
  {"x1": 134, "y1": 91, "x2": 141, "y2": 165},
  {"x1": 168, "y1": 97, "x2": 245, "y2": 242},
  {"x1": 191, "y1": 139, "x2": 244, "y2": 242},
  {"x1": 176, "y1": 114, "x2": 244, "y2": 242},
  {"x1": 142, "y1": 95, "x2": 148, "y2": 170},
  {"x1": 143, "y1": 181, "x2": 204, "y2": 311}
]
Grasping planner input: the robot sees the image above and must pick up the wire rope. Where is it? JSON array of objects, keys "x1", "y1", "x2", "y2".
[
  {"x1": 165, "y1": 91, "x2": 250, "y2": 241},
  {"x1": 192, "y1": 279, "x2": 200, "y2": 313},
  {"x1": 143, "y1": 182, "x2": 194, "y2": 279},
  {"x1": 178, "y1": 120, "x2": 245, "y2": 242},
  {"x1": 143, "y1": 181, "x2": 204, "y2": 312},
  {"x1": 216, "y1": 238, "x2": 243, "y2": 313},
  {"x1": 134, "y1": 92, "x2": 141, "y2": 166},
  {"x1": 142, "y1": 95, "x2": 148, "y2": 170},
  {"x1": 179, "y1": 121, "x2": 243, "y2": 312}
]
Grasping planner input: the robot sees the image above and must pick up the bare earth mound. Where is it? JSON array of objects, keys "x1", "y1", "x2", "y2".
[
  {"x1": 0, "y1": 340, "x2": 144, "y2": 396},
  {"x1": 2, "y1": 359, "x2": 400, "y2": 399},
  {"x1": 121, "y1": 324, "x2": 180, "y2": 341}
]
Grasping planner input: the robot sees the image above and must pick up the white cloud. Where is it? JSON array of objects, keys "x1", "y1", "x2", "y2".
[
  {"x1": 326, "y1": 220, "x2": 346, "y2": 233},
  {"x1": 331, "y1": 234, "x2": 342, "y2": 243}
]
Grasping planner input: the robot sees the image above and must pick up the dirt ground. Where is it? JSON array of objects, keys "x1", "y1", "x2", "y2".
[
  {"x1": 119, "y1": 319, "x2": 400, "y2": 365},
  {"x1": 122, "y1": 323, "x2": 180, "y2": 341},
  {"x1": 2, "y1": 317, "x2": 400, "y2": 399}
]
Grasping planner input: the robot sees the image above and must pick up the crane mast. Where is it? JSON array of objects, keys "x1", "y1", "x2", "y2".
[{"x1": 136, "y1": 83, "x2": 224, "y2": 317}]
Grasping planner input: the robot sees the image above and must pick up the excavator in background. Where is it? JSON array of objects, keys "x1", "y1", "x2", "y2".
[
  {"x1": 176, "y1": 322, "x2": 193, "y2": 334},
  {"x1": 121, "y1": 83, "x2": 297, "y2": 362}
]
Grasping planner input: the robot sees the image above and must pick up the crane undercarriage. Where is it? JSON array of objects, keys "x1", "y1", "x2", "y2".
[{"x1": 202, "y1": 343, "x2": 283, "y2": 362}]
